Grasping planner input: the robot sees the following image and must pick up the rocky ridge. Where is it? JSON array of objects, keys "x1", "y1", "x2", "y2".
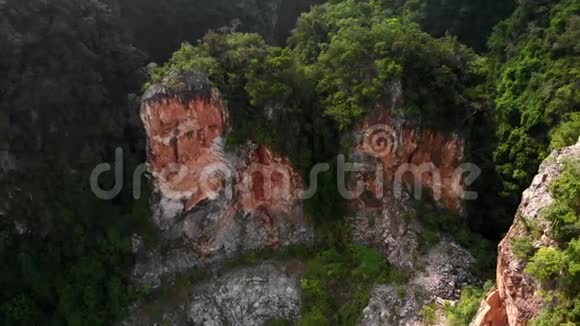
[
  {"x1": 472, "y1": 142, "x2": 580, "y2": 326},
  {"x1": 128, "y1": 70, "x2": 480, "y2": 325}
]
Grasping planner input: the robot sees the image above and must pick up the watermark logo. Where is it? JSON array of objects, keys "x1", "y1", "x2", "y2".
[
  {"x1": 363, "y1": 124, "x2": 398, "y2": 157},
  {"x1": 90, "y1": 148, "x2": 148, "y2": 200},
  {"x1": 90, "y1": 125, "x2": 482, "y2": 203}
]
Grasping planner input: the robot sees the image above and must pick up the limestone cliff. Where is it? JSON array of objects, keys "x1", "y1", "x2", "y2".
[
  {"x1": 347, "y1": 83, "x2": 468, "y2": 271},
  {"x1": 347, "y1": 86, "x2": 476, "y2": 325},
  {"x1": 472, "y1": 142, "x2": 580, "y2": 326},
  {"x1": 130, "y1": 72, "x2": 477, "y2": 325},
  {"x1": 354, "y1": 104, "x2": 466, "y2": 214},
  {"x1": 134, "y1": 71, "x2": 312, "y2": 287}
]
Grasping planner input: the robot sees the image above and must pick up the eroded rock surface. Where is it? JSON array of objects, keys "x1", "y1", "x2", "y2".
[
  {"x1": 472, "y1": 289, "x2": 508, "y2": 326},
  {"x1": 347, "y1": 151, "x2": 468, "y2": 272},
  {"x1": 354, "y1": 102, "x2": 466, "y2": 214},
  {"x1": 134, "y1": 72, "x2": 312, "y2": 287},
  {"x1": 349, "y1": 88, "x2": 477, "y2": 325},
  {"x1": 141, "y1": 72, "x2": 229, "y2": 215},
  {"x1": 360, "y1": 240, "x2": 477, "y2": 326},
  {"x1": 133, "y1": 72, "x2": 479, "y2": 326},
  {"x1": 360, "y1": 283, "x2": 428, "y2": 326},
  {"x1": 472, "y1": 142, "x2": 580, "y2": 326},
  {"x1": 125, "y1": 262, "x2": 303, "y2": 326},
  {"x1": 348, "y1": 179, "x2": 423, "y2": 270},
  {"x1": 187, "y1": 262, "x2": 302, "y2": 325},
  {"x1": 347, "y1": 86, "x2": 468, "y2": 270}
]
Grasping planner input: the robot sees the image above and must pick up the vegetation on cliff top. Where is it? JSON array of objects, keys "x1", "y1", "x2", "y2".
[{"x1": 151, "y1": 0, "x2": 491, "y2": 132}]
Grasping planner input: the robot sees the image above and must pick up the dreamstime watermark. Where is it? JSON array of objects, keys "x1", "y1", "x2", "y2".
[{"x1": 90, "y1": 124, "x2": 481, "y2": 202}]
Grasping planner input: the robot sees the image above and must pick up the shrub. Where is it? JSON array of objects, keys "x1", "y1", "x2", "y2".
[
  {"x1": 544, "y1": 160, "x2": 580, "y2": 242},
  {"x1": 299, "y1": 246, "x2": 403, "y2": 324},
  {"x1": 526, "y1": 160, "x2": 580, "y2": 325},
  {"x1": 445, "y1": 282, "x2": 493, "y2": 326},
  {"x1": 512, "y1": 237, "x2": 537, "y2": 259},
  {"x1": 550, "y1": 112, "x2": 580, "y2": 150},
  {"x1": 526, "y1": 248, "x2": 567, "y2": 283},
  {"x1": 420, "y1": 304, "x2": 438, "y2": 326}
]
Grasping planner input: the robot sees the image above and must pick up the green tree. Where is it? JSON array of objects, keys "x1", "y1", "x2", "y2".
[
  {"x1": 0, "y1": 0, "x2": 154, "y2": 324},
  {"x1": 490, "y1": 0, "x2": 580, "y2": 208}
]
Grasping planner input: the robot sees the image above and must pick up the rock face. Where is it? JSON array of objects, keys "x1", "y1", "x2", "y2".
[
  {"x1": 354, "y1": 103, "x2": 466, "y2": 214},
  {"x1": 472, "y1": 289, "x2": 508, "y2": 326},
  {"x1": 347, "y1": 93, "x2": 467, "y2": 270},
  {"x1": 360, "y1": 240, "x2": 477, "y2": 326},
  {"x1": 141, "y1": 72, "x2": 229, "y2": 215},
  {"x1": 135, "y1": 72, "x2": 312, "y2": 286},
  {"x1": 187, "y1": 262, "x2": 302, "y2": 325},
  {"x1": 472, "y1": 142, "x2": 580, "y2": 326},
  {"x1": 349, "y1": 87, "x2": 476, "y2": 325},
  {"x1": 124, "y1": 262, "x2": 303, "y2": 326},
  {"x1": 348, "y1": 183, "x2": 423, "y2": 270},
  {"x1": 360, "y1": 284, "x2": 428, "y2": 326},
  {"x1": 133, "y1": 72, "x2": 478, "y2": 325}
]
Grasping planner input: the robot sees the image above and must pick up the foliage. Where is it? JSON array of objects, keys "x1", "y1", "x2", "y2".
[
  {"x1": 398, "y1": 0, "x2": 516, "y2": 52},
  {"x1": 544, "y1": 160, "x2": 580, "y2": 242},
  {"x1": 526, "y1": 247, "x2": 567, "y2": 283},
  {"x1": 550, "y1": 112, "x2": 580, "y2": 150},
  {"x1": 299, "y1": 246, "x2": 404, "y2": 325},
  {"x1": 303, "y1": 163, "x2": 348, "y2": 223},
  {"x1": 119, "y1": 0, "x2": 322, "y2": 62},
  {"x1": 525, "y1": 241, "x2": 580, "y2": 325},
  {"x1": 0, "y1": 164, "x2": 158, "y2": 325},
  {"x1": 2, "y1": 0, "x2": 578, "y2": 324},
  {"x1": 419, "y1": 303, "x2": 438, "y2": 326},
  {"x1": 444, "y1": 281, "x2": 493, "y2": 326},
  {"x1": 0, "y1": 0, "x2": 157, "y2": 324},
  {"x1": 265, "y1": 319, "x2": 292, "y2": 326},
  {"x1": 223, "y1": 245, "x2": 317, "y2": 271},
  {"x1": 490, "y1": 0, "x2": 580, "y2": 210},
  {"x1": 530, "y1": 295, "x2": 580, "y2": 326},
  {"x1": 525, "y1": 160, "x2": 580, "y2": 325},
  {"x1": 512, "y1": 237, "x2": 537, "y2": 260},
  {"x1": 291, "y1": 0, "x2": 490, "y2": 130}
]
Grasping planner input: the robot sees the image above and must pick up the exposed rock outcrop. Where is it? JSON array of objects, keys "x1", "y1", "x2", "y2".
[
  {"x1": 133, "y1": 72, "x2": 478, "y2": 325},
  {"x1": 360, "y1": 240, "x2": 477, "y2": 326},
  {"x1": 348, "y1": 88, "x2": 478, "y2": 325},
  {"x1": 187, "y1": 262, "x2": 302, "y2": 325},
  {"x1": 134, "y1": 71, "x2": 312, "y2": 287},
  {"x1": 360, "y1": 283, "x2": 428, "y2": 326},
  {"x1": 348, "y1": 98, "x2": 467, "y2": 270},
  {"x1": 354, "y1": 102, "x2": 466, "y2": 214},
  {"x1": 471, "y1": 289, "x2": 508, "y2": 326},
  {"x1": 125, "y1": 261, "x2": 304, "y2": 326},
  {"x1": 472, "y1": 142, "x2": 580, "y2": 326}
]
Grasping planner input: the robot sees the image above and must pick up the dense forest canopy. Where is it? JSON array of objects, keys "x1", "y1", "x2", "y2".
[
  {"x1": 119, "y1": 0, "x2": 324, "y2": 62},
  {"x1": 0, "y1": 0, "x2": 578, "y2": 325},
  {"x1": 0, "y1": 1, "x2": 149, "y2": 324},
  {"x1": 490, "y1": 0, "x2": 580, "y2": 204}
]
